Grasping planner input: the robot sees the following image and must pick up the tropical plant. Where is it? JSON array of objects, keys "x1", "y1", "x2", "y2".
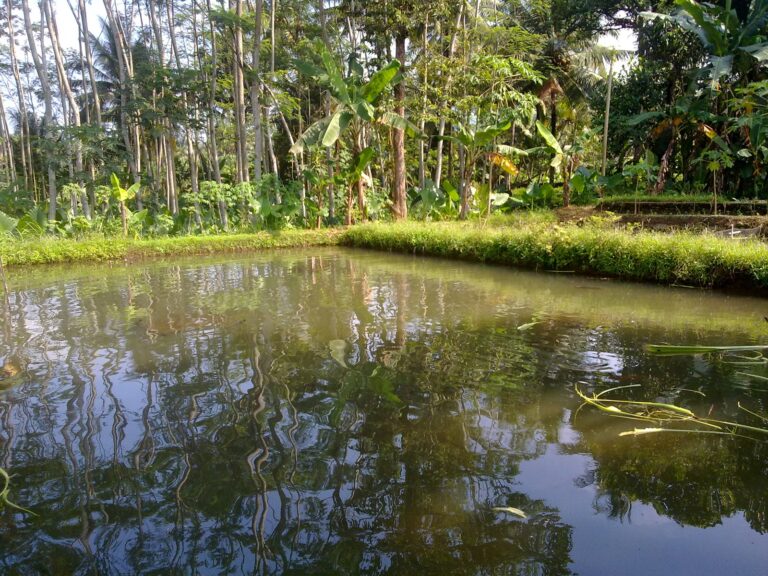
[
  {"x1": 292, "y1": 45, "x2": 407, "y2": 224},
  {"x1": 110, "y1": 173, "x2": 140, "y2": 237}
]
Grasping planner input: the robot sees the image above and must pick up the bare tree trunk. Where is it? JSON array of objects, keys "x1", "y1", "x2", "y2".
[
  {"x1": 391, "y1": 34, "x2": 408, "y2": 220},
  {"x1": 78, "y1": 0, "x2": 102, "y2": 125},
  {"x1": 21, "y1": 0, "x2": 57, "y2": 221},
  {"x1": 318, "y1": 0, "x2": 334, "y2": 222},
  {"x1": 6, "y1": 2, "x2": 32, "y2": 193},
  {"x1": 104, "y1": 0, "x2": 141, "y2": 187},
  {"x1": 232, "y1": 0, "x2": 249, "y2": 184},
  {"x1": 434, "y1": 4, "x2": 463, "y2": 186},
  {"x1": 251, "y1": 0, "x2": 264, "y2": 181},
  {"x1": 203, "y1": 0, "x2": 228, "y2": 229},
  {"x1": 45, "y1": 0, "x2": 89, "y2": 218},
  {"x1": 418, "y1": 18, "x2": 428, "y2": 191},
  {"x1": 0, "y1": 92, "x2": 15, "y2": 186},
  {"x1": 602, "y1": 56, "x2": 614, "y2": 177}
]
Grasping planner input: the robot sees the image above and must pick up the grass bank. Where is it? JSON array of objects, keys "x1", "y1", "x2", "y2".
[
  {"x1": 3, "y1": 215, "x2": 768, "y2": 292},
  {"x1": 0, "y1": 228, "x2": 340, "y2": 267},
  {"x1": 340, "y1": 216, "x2": 768, "y2": 290}
]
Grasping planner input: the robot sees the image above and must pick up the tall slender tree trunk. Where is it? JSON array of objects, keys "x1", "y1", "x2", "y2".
[
  {"x1": 21, "y1": 0, "x2": 57, "y2": 221},
  {"x1": 204, "y1": 0, "x2": 228, "y2": 228},
  {"x1": 45, "y1": 0, "x2": 89, "y2": 217},
  {"x1": 104, "y1": 0, "x2": 141, "y2": 187},
  {"x1": 434, "y1": 4, "x2": 463, "y2": 186},
  {"x1": 391, "y1": 33, "x2": 408, "y2": 220},
  {"x1": 251, "y1": 0, "x2": 264, "y2": 181},
  {"x1": 318, "y1": 0, "x2": 334, "y2": 222},
  {"x1": 0, "y1": 92, "x2": 15, "y2": 186},
  {"x1": 418, "y1": 18, "x2": 428, "y2": 191},
  {"x1": 78, "y1": 0, "x2": 102, "y2": 125},
  {"x1": 232, "y1": 0, "x2": 249, "y2": 184},
  {"x1": 6, "y1": 3, "x2": 32, "y2": 193}
]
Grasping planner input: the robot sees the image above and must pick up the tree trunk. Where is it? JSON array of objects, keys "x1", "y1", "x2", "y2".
[
  {"x1": 21, "y1": 0, "x2": 57, "y2": 221},
  {"x1": 233, "y1": 0, "x2": 249, "y2": 184},
  {"x1": 45, "y1": 0, "x2": 88, "y2": 217},
  {"x1": 204, "y1": 0, "x2": 228, "y2": 228},
  {"x1": 251, "y1": 0, "x2": 264, "y2": 181},
  {"x1": 104, "y1": 0, "x2": 141, "y2": 186},
  {"x1": 318, "y1": 0, "x2": 334, "y2": 222},
  {"x1": 434, "y1": 4, "x2": 463, "y2": 186},
  {"x1": 0, "y1": 92, "x2": 15, "y2": 186},
  {"x1": 6, "y1": 0, "x2": 32, "y2": 193},
  {"x1": 391, "y1": 33, "x2": 408, "y2": 220}
]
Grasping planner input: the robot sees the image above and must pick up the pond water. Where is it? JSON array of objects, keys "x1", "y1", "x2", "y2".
[{"x1": 0, "y1": 248, "x2": 767, "y2": 575}]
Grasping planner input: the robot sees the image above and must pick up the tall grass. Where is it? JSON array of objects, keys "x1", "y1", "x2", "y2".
[
  {"x1": 0, "y1": 229, "x2": 341, "y2": 267},
  {"x1": 340, "y1": 218, "x2": 768, "y2": 290}
]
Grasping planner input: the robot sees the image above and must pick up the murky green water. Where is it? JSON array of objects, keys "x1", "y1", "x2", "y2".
[{"x1": 0, "y1": 248, "x2": 767, "y2": 575}]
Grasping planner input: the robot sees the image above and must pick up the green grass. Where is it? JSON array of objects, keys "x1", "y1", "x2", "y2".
[
  {"x1": 4, "y1": 215, "x2": 768, "y2": 291},
  {"x1": 339, "y1": 216, "x2": 768, "y2": 290},
  {"x1": 599, "y1": 194, "x2": 714, "y2": 203},
  {"x1": 0, "y1": 228, "x2": 341, "y2": 267}
]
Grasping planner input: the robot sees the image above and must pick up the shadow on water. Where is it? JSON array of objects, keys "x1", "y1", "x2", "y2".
[{"x1": 0, "y1": 248, "x2": 766, "y2": 574}]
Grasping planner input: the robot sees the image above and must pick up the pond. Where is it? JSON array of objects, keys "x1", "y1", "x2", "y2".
[{"x1": 0, "y1": 248, "x2": 767, "y2": 575}]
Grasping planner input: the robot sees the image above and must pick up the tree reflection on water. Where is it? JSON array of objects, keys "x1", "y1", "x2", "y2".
[{"x1": 0, "y1": 250, "x2": 765, "y2": 574}]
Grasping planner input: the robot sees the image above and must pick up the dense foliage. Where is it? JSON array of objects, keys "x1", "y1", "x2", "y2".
[{"x1": 2, "y1": 0, "x2": 768, "y2": 237}]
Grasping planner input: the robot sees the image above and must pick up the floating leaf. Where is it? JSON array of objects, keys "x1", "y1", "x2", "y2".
[
  {"x1": 646, "y1": 344, "x2": 768, "y2": 356},
  {"x1": 329, "y1": 339, "x2": 348, "y2": 368},
  {"x1": 493, "y1": 506, "x2": 527, "y2": 519}
]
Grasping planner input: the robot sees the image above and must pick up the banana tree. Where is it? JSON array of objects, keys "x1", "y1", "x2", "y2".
[
  {"x1": 110, "y1": 173, "x2": 140, "y2": 237},
  {"x1": 642, "y1": 0, "x2": 768, "y2": 93},
  {"x1": 292, "y1": 45, "x2": 409, "y2": 224},
  {"x1": 535, "y1": 121, "x2": 586, "y2": 207},
  {"x1": 442, "y1": 118, "x2": 522, "y2": 219}
]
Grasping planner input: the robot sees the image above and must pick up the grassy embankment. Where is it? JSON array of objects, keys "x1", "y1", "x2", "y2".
[
  {"x1": 3, "y1": 213, "x2": 768, "y2": 290},
  {"x1": 0, "y1": 228, "x2": 341, "y2": 267},
  {"x1": 342, "y1": 214, "x2": 768, "y2": 290}
]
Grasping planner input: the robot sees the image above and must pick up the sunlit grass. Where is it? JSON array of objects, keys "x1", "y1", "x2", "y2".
[{"x1": 341, "y1": 216, "x2": 768, "y2": 289}]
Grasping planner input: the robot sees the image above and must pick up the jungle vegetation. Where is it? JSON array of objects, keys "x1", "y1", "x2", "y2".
[{"x1": 1, "y1": 0, "x2": 768, "y2": 238}]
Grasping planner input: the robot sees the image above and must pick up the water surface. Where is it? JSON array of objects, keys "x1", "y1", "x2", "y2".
[{"x1": 0, "y1": 248, "x2": 767, "y2": 575}]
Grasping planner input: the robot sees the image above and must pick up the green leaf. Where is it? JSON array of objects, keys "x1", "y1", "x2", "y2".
[
  {"x1": 0, "y1": 210, "x2": 18, "y2": 235},
  {"x1": 354, "y1": 100, "x2": 375, "y2": 122},
  {"x1": 350, "y1": 147, "x2": 375, "y2": 179},
  {"x1": 379, "y1": 111, "x2": 422, "y2": 137},
  {"x1": 490, "y1": 192, "x2": 510, "y2": 206},
  {"x1": 362, "y1": 60, "x2": 401, "y2": 103},
  {"x1": 475, "y1": 118, "x2": 512, "y2": 147},
  {"x1": 291, "y1": 116, "x2": 333, "y2": 154},
  {"x1": 329, "y1": 339, "x2": 348, "y2": 368},
  {"x1": 743, "y1": 42, "x2": 768, "y2": 61},
  {"x1": 126, "y1": 183, "x2": 141, "y2": 201},
  {"x1": 293, "y1": 58, "x2": 325, "y2": 80},
  {"x1": 442, "y1": 180, "x2": 460, "y2": 202},
  {"x1": 320, "y1": 49, "x2": 351, "y2": 105},
  {"x1": 322, "y1": 110, "x2": 353, "y2": 147},
  {"x1": 626, "y1": 111, "x2": 665, "y2": 126},
  {"x1": 535, "y1": 121, "x2": 562, "y2": 154}
]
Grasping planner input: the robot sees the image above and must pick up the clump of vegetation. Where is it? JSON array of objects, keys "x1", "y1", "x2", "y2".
[{"x1": 341, "y1": 217, "x2": 768, "y2": 290}]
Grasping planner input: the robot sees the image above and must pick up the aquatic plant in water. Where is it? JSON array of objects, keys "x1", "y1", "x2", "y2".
[
  {"x1": 575, "y1": 385, "x2": 768, "y2": 440},
  {"x1": 0, "y1": 467, "x2": 34, "y2": 514},
  {"x1": 577, "y1": 342, "x2": 768, "y2": 439}
]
